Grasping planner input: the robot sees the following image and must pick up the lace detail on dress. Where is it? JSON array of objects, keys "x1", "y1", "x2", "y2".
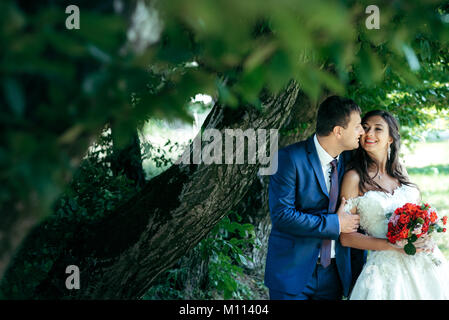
[{"x1": 345, "y1": 184, "x2": 420, "y2": 238}]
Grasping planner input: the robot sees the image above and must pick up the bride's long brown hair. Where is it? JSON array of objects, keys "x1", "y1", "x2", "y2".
[{"x1": 347, "y1": 110, "x2": 416, "y2": 194}]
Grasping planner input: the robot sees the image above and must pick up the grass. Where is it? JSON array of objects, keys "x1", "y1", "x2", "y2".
[{"x1": 403, "y1": 139, "x2": 449, "y2": 258}]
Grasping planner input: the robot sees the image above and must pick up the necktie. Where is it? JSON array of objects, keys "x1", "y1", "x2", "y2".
[{"x1": 320, "y1": 159, "x2": 338, "y2": 268}]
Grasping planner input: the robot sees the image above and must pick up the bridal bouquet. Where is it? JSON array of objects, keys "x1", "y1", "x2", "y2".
[{"x1": 386, "y1": 203, "x2": 447, "y2": 256}]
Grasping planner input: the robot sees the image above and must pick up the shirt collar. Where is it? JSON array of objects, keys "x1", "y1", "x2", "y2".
[{"x1": 313, "y1": 134, "x2": 339, "y2": 166}]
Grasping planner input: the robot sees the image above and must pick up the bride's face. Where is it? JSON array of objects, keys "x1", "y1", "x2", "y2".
[{"x1": 361, "y1": 115, "x2": 393, "y2": 155}]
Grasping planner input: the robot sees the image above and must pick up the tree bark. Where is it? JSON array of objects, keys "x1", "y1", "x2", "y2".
[{"x1": 28, "y1": 81, "x2": 300, "y2": 299}]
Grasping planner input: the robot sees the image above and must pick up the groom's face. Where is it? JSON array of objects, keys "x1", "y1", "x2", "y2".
[{"x1": 340, "y1": 111, "x2": 364, "y2": 150}]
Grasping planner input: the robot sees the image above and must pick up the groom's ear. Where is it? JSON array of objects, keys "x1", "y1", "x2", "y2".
[{"x1": 333, "y1": 125, "x2": 343, "y2": 138}]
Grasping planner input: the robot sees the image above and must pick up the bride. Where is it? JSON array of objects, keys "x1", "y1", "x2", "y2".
[{"x1": 339, "y1": 109, "x2": 449, "y2": 300}]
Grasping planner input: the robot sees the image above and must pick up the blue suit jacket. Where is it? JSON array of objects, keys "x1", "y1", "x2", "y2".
[{"x1": 264, "y1": 135, "x2": 366, "y2": 297}]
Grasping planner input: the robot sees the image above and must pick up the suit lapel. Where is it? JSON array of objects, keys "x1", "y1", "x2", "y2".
[{"x1": 306, "y1": 136, "x2": 329, "y2": 198}]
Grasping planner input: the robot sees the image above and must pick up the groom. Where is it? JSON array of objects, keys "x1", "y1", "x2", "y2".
[{"x1": 264, "y1": 95, "x2": 366, "y2": 300}]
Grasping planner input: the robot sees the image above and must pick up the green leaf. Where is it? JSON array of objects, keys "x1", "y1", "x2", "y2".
[
  {"x1": 244, "y1": 41, "x2": 277, "y2": 71},
  {"x1": 217, "y1": 80, "x2": 238, "y2": 108},
  {"x1": 420, "y1": 40, "x2": 431, "y2": 61},
  {"x1": 238, "y1": 254, "x2": 248, "y2": 266},
  {"x1": 266, "y1": 50, "x2": 292, "y2": 94},
  {"x1": 402, "y1": 44, "x2": 420, "y2": 71},
  {"x1": 3, "y1": 78, "x2": 25, "y2": 117},
  {"x1": 404, "y1": 243, "x2": 416, "y2": 255}
]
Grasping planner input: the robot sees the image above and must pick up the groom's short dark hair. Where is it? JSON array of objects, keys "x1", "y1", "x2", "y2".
[{"x1": 316, "y1": 95, "x2": 361, "y2": 136}]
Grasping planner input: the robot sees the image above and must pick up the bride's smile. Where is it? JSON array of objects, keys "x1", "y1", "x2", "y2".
[{"x1": 360, "y1": 115, "x2": 393, "y2": 153}]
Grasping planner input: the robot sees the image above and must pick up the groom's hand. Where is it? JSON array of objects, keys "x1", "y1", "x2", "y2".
[{"x1": 337, "y1": 197, "x2": 360, "y2": 233}]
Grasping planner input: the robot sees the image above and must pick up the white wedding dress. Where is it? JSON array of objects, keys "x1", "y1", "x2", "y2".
[{"x1": 345, "y1": 184, "x2": 449, "y2": 300}]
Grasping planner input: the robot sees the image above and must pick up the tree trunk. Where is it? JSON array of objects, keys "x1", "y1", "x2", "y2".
[{"x1": 28, "y1": 81, "x2": 300, "y2": 299}]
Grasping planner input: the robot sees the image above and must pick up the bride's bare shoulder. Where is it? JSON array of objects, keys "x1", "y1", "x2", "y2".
[
  {"x1": 341, "y1": 169, "x2": 361, "y2": 198},
  {"x1": 342, "y1": 169, "x2": 360, "y2": 184}
]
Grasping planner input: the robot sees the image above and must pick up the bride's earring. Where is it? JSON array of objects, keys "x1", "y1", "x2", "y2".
[{"x1": 388, "y1": 145, "x2": 391, "y2": 161}]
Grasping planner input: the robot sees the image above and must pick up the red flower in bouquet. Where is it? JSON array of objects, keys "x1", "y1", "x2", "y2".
[
  {"x1": 399, "y1": 213, "x2": 410, "y2": 224},
  {"x1": 386, "y1": 202, "x2": 447, "y2": 255}
]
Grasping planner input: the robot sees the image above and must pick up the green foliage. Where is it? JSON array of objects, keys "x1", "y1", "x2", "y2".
[
  {"x1": 408, "y1": 164, "x2": 449, "y2": 176},
  {"x1": 142, "y1": 266, "x2": 191, "y2": 300},
  {"x1": 200, "y1": 211, "x2": 256, "y2": 299},
  {"x1": 0, "y1": 128, "x2": 139, "y2": 299},
  {"x1": 143, "y1": 211, "x2": 257, "y2": 300},
  {"x1": 0, "y1": 1, "x2": 151, "y2": 223},
  {"x1": 347, "y1": 59, "x2": 449, "y2": 147},
  {"x1": 279, "y1": 122, "x2": 310, "y2": 138},
  {"x1": 141, "y1": 136, "x2": 187, "y2": 179},
  {"x1": 2, "y1": 0, "x2": 449, "y2": 237},
  {"x1": 62, "y1": 130, "x2": 140, "y2": 223}
]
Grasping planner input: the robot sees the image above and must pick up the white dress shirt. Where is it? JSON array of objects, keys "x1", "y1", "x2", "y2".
[{"x1": 314, "y1": 134, "x2": 340, "y2": 259}]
